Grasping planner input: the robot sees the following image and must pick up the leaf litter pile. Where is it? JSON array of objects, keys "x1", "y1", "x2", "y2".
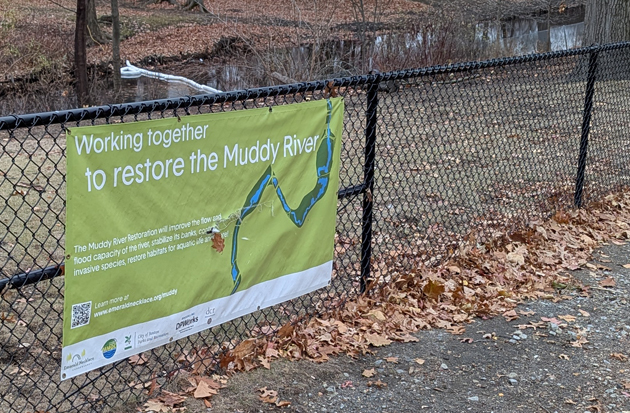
[{"x1": 139, "y1": 192, "x2": 630, "y2": 411}]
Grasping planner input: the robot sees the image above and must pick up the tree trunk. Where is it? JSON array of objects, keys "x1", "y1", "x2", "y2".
[
  {"x1": 111, "y1": 0, "x2": 121, "y2": 91},
  {"x1": 75, "y1": 0, "x2": 89, "y2": 106},
  {"x1": 182, "y1": 0, "x2": 209, "y2": 13},
  {"x1": 87, "y1": 0, "x2": 110, "y2": 45},
  {"x1": 585, "y1": 0, "x2": 630, "y2": 44}
]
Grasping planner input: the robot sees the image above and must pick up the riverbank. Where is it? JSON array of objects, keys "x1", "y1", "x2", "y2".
[{"x1": 0, "y1": 0, "x2": 586, "y2": 115}]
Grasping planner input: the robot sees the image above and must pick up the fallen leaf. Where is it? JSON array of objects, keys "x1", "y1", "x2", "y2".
[
  {"x1": 578, "y1": 309, "x2": 590, "y2": 317},
  {"x1": 446, "y1": 265, "x2": 461, "y2": 274},
  {"x1": 518, "y1": 310, "x2": 536, "y2": 316},
  {"x1": 275, "y1": 400, "x2": 291, "y2": 407},
  {"x1": 365, "y1": 333, "x2": 392, "y2": 347},
  {"x1": 460, "y1": 337, "x2": 473, "y2": 343},
  {"x1": 503, "y1": 310, "x2": 520, "y2": 321},
  {"x1": 159, "y1": 391, "x2": 186, "y2": 407},
  {"x1": 232, "y1": 338, "x2": 257, "y2": 361},
  {"x1": 367, "y1": 379, "x2": 387, "y2": 388},
  {"x1": 446, "y1": 325, "x2": 465, "y2": 335},
  {"x1": 622, "y1": 264, "x2": 630, "y2": 269},
  {"x1": 564, "y1": 399, "x2": 577, "y2": 405},
  {"x1": 277, "y1": 322, "x2": 294, "y2": 339},
  {"x1": 611, "y1": 353, "x2": 628, "y2": 362},
  {"x1": 194, "y1": 380, "x2": 218, "y2": 399},
  {"x1": 341, "y1": 380, "x2": 353, "y2": 388},
  {"x1": 362, "y1": 368, "x2": 376, "y2": 378},
  {"x1": 541, "y1": 317, "x2": 563, "y2": 325},
  {"x1": 366, "y1": 310, "x2": 386, "y2": 321},
  {"x1": 414, "y1": 358, "x2": 425, "y2": 365},
  {"x1": 212, "y1": 232, "x2": 225, "y2": 253},
  {"x1": 258, "y1": 387, "x2": 278, "y2": 404},
  {"x1": 259, "y1": 356, "x2": 271, "y2": 369},
  {"x1": 599, "y1": 277, "x2": 616, "y2": 288},
  {"x1": 507, "y1": 251, "x2": 525, "y2": 266},
  {"x1": 384, "y1": 357, "x2": 399, "y2": 363},
  {"x1": 397, "y1": 334, "x2": 420, "y2": 343},
  {"x1": 559, "y1": 354, "x2": 570, "y2": 360},
  {"x1": 558, "y1": 314, "x2": 576, "y2": 323},
  {"x1": 423, "y1": 279, "x2": 445, "y2": 301},
  {"x1": 144, "y1": 399, "x2": 170, "y2": 412}
]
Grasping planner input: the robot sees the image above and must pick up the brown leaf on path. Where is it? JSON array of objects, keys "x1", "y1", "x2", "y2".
[
  {"x1": 599, "y1": 277, "x2": 616, "y2": 287},
  {"x1": 446, "y1": 265, "x2": 461, "y2": 274},
  {"x1": 258, "y1": 356, "x2": 271, "y2": 369},
  {"x1": 277, "y1": 322, "x2": 294, "y2": 339},
  {"x1": 423, "y1": 279, "x2": 445, "y2": 301},
  {"x1": 622, "y1": 381, "x2": 630, "y2": 389},
  {"x1": 367, "y1": 380, "x2": 387, "y2": 388},
  {"x1": 203, "y1": 399, "x2": 212, "y2": 408},
  {"x1": 446, "y1": 325, "x2": 465, "y2": 335},
  {"x1": 143, "y1": 399, "x2": 169, "y2": 412},
  {"x1": 211, "y1": 232, "x2": 225, "y2": 253},
  {"x1": 194, "y1": 380, "x2": 218, "y2": 399},
  {"x1": 518, "y1": 310, "x2": 536, "y2": 316},
  {"x1": 394, "y1": 334, "x2": 419, "y2": 343},
  {"x1": 275, "y1": 400, "x2": 291, "y2": 407},
  {"x1": 622, "y1": 264, "x2": 630, "y2": 268},
  {"x1": 366, "y1": 309, "x2": 386, "y2": 321},
  {"x1": 160, "y1": 391, "x2": 187, "y2": 406},
  {"x1": 414, "y1": 358, "x2": 425, "y2": 365},
  {"x1": 258, "y1": 387, "x2": 278, "y2": 404},
  {"x1": 578, "y1": 309, "x2": 590, "y2": 317},
  {"x1": 541, "y1": 317, "x2": 563, "y2": 325},
  {"x1": 232, "y1": 338, "x2": 257, "y2": 360},
  {"x1": 362, "y1": 368, "x2": 376, "y2": 378},
  {"x1": 196, "y1": 376, "x2": 222, "y2": 390},
  {"x1": 507, "y1": 251, "x2": 525, "y2": 266},
  {"x1": 365, "y1": 333, "x2": 392, "y2": 347},
  {"x1": 502, "y1": 310, "x2": 519, "y2": 321},
  {"x1": 460, "y1": 337, "x2": 474, "y2": 343},
  {"x1": 558, "y1": 314, "x2": 576, "y2": 323},
  {"x1": 265, "y1": 343, "x2": 279, "y2": 359},
  {"x1": 384, "y1": 357, "x2": 399, "y2": 363},
  {"x1": 610, "y1": 353, "x2": 628, "y2": 362}
]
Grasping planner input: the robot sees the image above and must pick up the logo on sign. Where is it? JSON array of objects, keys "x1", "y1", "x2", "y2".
[
  {"x1": 124, "y1": 335, "x2": 133, "y2": 350},
  {"x1": 101, "y1": 339, "x2": 117, "y2": 359},
  {"x1": 176, "y1": 315, "x2": 198, "y2": 331}
]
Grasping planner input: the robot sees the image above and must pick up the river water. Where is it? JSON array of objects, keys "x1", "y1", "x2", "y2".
[{"x1": 120, "y1": 11, "x2": 586, "y2": 102}]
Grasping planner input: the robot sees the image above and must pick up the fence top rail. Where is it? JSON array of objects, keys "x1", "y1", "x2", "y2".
[{"x1": 1, "y1": 42, "x2": 629, "y2": 131}]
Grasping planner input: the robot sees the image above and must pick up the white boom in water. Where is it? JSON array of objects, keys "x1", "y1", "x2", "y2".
[{"x1": 120, "y1": 60, "x2": 222, "y2": 94}]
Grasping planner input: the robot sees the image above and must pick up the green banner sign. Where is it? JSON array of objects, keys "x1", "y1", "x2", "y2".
[{"x1": 62, "y1": 98, "x2": 343, "y2": 379}]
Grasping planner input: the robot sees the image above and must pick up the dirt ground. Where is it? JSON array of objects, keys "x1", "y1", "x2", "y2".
[{"x1": 207, "y1": 242, "x2": 630, "y2": 413}]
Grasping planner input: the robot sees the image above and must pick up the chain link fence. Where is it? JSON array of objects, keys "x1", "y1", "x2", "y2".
[{"x1": 1, "y1": 42, "x2": 630, "y2": 412}]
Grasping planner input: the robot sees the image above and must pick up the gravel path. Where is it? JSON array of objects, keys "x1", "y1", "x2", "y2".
[{"x1": 209, "y1": 242, "x2": 630, "y2": 413}]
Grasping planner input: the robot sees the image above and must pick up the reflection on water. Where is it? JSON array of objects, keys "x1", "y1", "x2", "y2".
[
  {"x1": 122, "y1": 11, "x2": 585, "y2": 102},
  {"x1": 475, "y1": 20, "x2": 584, "y2": 56}
]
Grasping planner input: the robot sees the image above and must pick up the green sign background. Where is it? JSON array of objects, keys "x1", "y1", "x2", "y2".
[{"x1": 64, "y1": 98, "x2": 343, "y2": 347}]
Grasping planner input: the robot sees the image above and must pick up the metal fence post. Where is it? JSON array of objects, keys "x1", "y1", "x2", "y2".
[
  {"x1": 574, "y1": 47, "x2": 599, "y2": 208},
  {"x1": 360, "y1": 78, "x2": 379, "y2": 293}
]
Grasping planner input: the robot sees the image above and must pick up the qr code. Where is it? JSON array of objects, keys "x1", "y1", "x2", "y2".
[{"x1": 71, "y1": 301, "x2": 92, "y2": 329}]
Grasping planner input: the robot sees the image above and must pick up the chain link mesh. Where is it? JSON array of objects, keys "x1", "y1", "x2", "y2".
[{"x1": 1, "y1": 42, "x2": 630, "y2": 412}]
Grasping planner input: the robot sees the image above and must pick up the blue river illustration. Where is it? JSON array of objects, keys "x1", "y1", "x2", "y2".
[{"x1": 229, "y1": 100, "x2": 336, "y2": 294}]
